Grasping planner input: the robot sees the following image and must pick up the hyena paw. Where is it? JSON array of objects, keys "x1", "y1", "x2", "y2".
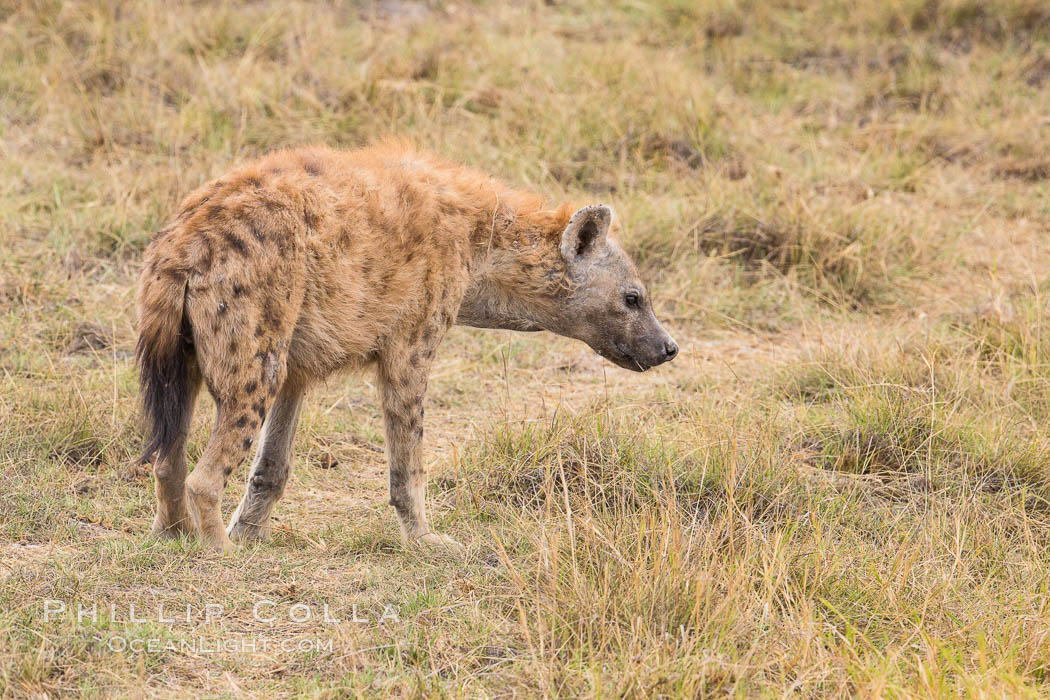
[
  {"x1": 195, "y1": 526, "x2": 237, "y2": 554},
  {"x1": 413, "y1": 532, "x2": 465, "y2": 553},
  {"x1": 227, "y1": 519, "x2": 270, "y2": 544},
  {"x1": 206, "y1": 533, "x2": 238, "y2": 554},
  {"x1": 150, "y1": 514, "x2": 195, "y2": 540}
]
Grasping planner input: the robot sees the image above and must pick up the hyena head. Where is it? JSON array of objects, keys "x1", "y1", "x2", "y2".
[{"x1": 544, "y1": 205, "x2": 678, "y2": 372}]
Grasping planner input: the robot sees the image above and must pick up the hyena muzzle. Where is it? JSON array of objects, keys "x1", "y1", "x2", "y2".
[{"x1": 136, "y1": 143, "x2": 677, "y2": 553}]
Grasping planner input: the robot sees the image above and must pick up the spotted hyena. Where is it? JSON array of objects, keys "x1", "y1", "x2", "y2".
[{"x1": 137, "y1": 141, "x2": 678, "y2": 553}]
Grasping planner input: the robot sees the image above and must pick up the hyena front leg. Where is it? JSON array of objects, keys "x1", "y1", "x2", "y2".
[
  {"x1": 226, "y1": 381, "x2": 305, "y2": 543},
  {"x1": 376, "y1": 345, "x2": 463, "y2": 552}
]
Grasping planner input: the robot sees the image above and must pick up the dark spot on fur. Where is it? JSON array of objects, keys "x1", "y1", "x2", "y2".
[
  {"x1": 245, "y1": 380, "x2": 258, "y2": 394},
  {"x1": 397, "y1": 182, "x2": 416, "y2": 205},
  {"x1": 389, "y1": 474, "x2": 406, "y2": 510},
  {"x1": 243, "y1": 437, "x2": 253, "y2": 449},
  {"x1": 254, "y1": 401, "x2": 266, "y2": 418},
  {"x1": 235, "y1": 415, "x2": 249, "y2": 428},
  {"x1": 199, "y1": 237, "x2": 214, "y2": 271},
  {"x1": 222, "y1": 231, "x2": 248, "y2": 256},
  {"x1": 227, "y1": 203, "x2": 250, "y2": 221},
  {"x1": 243, "y1": 175, "x2": 262, "y2": 188},
  {"x1": 205, "y1": 204, "x2": 225, "y2": 222},
  {"x1": 178, "y1": 196, "x2": 208, "y2": 221},
  {"x1": 250, "y1": 472, "x2": 281, "y2": 493},
  {"x1": 410, "y1": 353, "x2": 420, "y2": 367},
  {"x1": 262, "y1": 299, "x2": 280, "y2": 330},
  {"x1": 422, "y1": 327, "x2": 433, "y2": 343},
  {"x1": 217, "y1": 301, "x2": 228, "y2": 315},
  {"x1": 229, "y1": 339, "x2": 238, "y2": 354},
  {"x1": 250, "y1": 225, "x2": 265, "y2": 243},
  {"x1": 413, "y1": 426, "x2": 423, "y2": 440},
  {"x1": 232, "y1": 282, "x2": 245, "y2": 297},
  {"x1": 379, "y1": 268, "x2": 396, "y2": 292},
  {"x1": 159, "y1": 267, "x2": 184, "y2": 284},
  {"x1": 254, "y1": 326, "x2": 265, "y2": 338},
  {"x1": 405, "y1": 251, "x2": 414, "y2": 264}
]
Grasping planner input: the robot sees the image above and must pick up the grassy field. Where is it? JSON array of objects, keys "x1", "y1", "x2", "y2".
[{"x1": 3, "y1": 0, "x2": 1050, "y2": 695}]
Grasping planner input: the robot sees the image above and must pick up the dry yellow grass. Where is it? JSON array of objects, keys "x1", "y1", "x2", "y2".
[{"x1": 3, "y1": 0, "x2": 1050, "y2": 696}]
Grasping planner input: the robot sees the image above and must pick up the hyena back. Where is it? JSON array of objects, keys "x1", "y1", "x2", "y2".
[{"x1": 137, "y1": 141, "x2": 677, "y2": 552}]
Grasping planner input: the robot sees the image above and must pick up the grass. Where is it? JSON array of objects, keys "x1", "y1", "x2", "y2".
[{"x1": 3, "y1": 0, "x2": 1050, "y2": 695}]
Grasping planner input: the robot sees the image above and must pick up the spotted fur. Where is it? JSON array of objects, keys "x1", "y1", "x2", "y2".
[{"x1": 137, "y1": 140, "x2": 676, "y2": 552}]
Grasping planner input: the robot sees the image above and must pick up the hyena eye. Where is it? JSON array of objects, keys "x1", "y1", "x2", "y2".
[{"x1": 625, "y1": 293, "x2": 640, "y2": 308}]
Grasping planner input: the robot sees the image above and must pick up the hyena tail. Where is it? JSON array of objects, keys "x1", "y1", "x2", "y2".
[{"x1": 136, "y1": 269, "x2": 194, "y2": 465}]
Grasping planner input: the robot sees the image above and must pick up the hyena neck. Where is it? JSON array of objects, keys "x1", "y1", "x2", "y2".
[
  {"x1": 456, "y1": 204, "x2": 572, "y2": 332},
  {"x1": 455, "y1": 277, "x2": 546, "y2": 331},
  {"x1": 456, "y1": 250, "x2": 559, "y2": 332}
]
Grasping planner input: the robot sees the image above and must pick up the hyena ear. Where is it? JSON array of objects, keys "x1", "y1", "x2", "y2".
[{"x1": 560, "y1": 205, "x2": 612, "y2": 262}]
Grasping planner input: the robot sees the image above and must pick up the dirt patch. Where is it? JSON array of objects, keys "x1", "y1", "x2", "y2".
[
  {"x1": 909, "y1": 0, "x2": 1050, "y2": 47},
  {"x1": 549, "y1": 130, "x2": 739, "y2": 192},
  {"x1": 705, "y1": 11, "x2": 744, "y2": 40},
  {"x1": 65, "y1": 322, "x2": 112, "y2": 354},
  {"x1": 0, "y1": 542, "x2": 75, "y2": 580},
  {"x1": 993, "y1": 157, "x2": 1050, "y2": 182},
  {"x1": 365, "y1": 0, "x2": 431, "y2": 25},
  {"x1": 1023, "y1": 53, "x2": 1050, "y2": 87},
  {"x1": 51, "y1": 434, "x2": 109, "y2": 470}
]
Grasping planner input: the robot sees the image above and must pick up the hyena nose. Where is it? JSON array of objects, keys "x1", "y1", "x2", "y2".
[{"x1": 664, "y1": 340, "x2": 678, "y2": 360}]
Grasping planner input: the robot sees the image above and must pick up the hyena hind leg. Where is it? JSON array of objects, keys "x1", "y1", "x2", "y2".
[
  {"x1": 185, "y1": 363, "x2": 285, "y2": 552},
  {"x1": 227, "y1": 381, "x2": 305, "y2": 543},
  {"x1": 151, "y1": 361, "x2": 202, "y2": 538}
]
